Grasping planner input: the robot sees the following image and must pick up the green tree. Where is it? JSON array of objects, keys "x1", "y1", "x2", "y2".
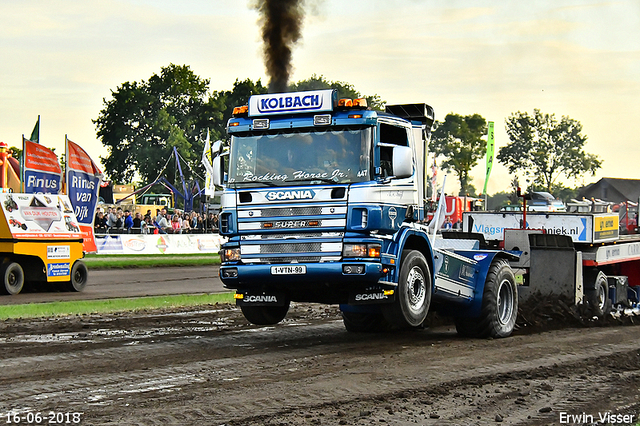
[
  {"x1": 9, "y1": 146, "x2": 21, "y2": 163},
  {"x1": 487, "y1": 191, "x2": 511, "y2": 211},
  {"x1": 208, "y1": 78, "x2": 268, "y2": 142},
  {"x1": 497, "y1": 109, "x2": 601, "y2": 192},
  {"x1": 94, "y1": 64, "x2": 214, "y2": 185},
  {"x1": 430, "y1": 113, "x2": 487, "y2": 196},
  {"x1": 290, "y1": 75, "x2": 385, "y2": 111}
]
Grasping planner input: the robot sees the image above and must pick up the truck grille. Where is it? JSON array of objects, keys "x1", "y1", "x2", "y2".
[
  {"x1": 261, "y1": 242, "x2": 321, "y2": 253},
  {"x1": 237, "y1": 199, "x2": 346, "y2": 264},
  {"x1": 271, "y1": 256, "x2": 321, "y2": 263},
  {"x1": 261, "y1": 206, "x2": 322, "y2": 217}
]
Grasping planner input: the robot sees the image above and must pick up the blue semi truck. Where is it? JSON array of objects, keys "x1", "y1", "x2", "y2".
[{"x1": 210, "y1": 89, "x2": 519, "y2": 337}]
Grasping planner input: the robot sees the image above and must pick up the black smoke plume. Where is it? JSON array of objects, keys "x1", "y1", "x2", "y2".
[{"x1": 254, "y1": 0, "x2": 305, "y2": 93}]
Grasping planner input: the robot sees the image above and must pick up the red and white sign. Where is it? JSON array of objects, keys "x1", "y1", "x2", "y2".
[{"x1": 24, "y1": 140, "x2": 62, "y2": 174}]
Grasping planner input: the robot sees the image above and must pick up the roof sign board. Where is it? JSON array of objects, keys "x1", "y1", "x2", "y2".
[{"x1": 249, "y1": 90, "x2": 335, "y2": 117}]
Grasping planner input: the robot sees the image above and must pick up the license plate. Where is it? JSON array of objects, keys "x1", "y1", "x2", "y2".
[{"x1": 271, "y1": 265, "x2": 307, "y2": 275}]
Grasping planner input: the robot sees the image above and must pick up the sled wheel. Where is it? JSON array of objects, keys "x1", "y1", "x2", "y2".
[
  {"x1": 586, "y1": 271, "x2": 611, "y2": 318},
  {"x1": 456, "y1": 258, "x2": 517, "y2": 338},
  {"x1": 0, "y1": 262, "x2": 25, "y2": 295},
  {"x1": 341, "y1": 311, "x2": 386, "y2": 333},
  {"x1": 382, "y1": 250, "x2": 431, "y2": 328},
  {"x1": 240, "y1": 302, "x2": 290, "y2": 326},
  {"x1": 65, "y1": 261, "x2": 88, "y2": 292}
]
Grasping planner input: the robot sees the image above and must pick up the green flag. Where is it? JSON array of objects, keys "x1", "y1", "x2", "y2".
[
  {"x1": 29, "y1": 116, "x2": 40, "y2": 143},
  {"x1": 482, "y1": 121, "x2": 495, "y2": 195}
]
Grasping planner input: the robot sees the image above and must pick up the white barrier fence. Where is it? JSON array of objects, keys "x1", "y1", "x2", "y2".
[{"x1": 94, "y1": 234, "x2": 225, "y2": 255}]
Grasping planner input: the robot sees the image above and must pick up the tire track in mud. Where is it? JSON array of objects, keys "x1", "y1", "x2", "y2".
[{"x1": 1, "y1": 311, "x2": 639, "y2": 426}]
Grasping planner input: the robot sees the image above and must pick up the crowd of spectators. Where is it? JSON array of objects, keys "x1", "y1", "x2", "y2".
[{"x1": 94, "y1": 206, "x2": 219, "y2": 235}]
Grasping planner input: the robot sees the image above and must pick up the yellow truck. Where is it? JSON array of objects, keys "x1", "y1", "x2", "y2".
[{"x1": 0, "y1": 192, "x2": 87, "y2": 295}]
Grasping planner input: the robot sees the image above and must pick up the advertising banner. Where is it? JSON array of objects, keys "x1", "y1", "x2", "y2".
[
  {"x1": 95, "y1": 234, "x2": 225, "y2": 255},
  {"x1": 65, "y1": 138, "x2": 103, "y2": 253},
  {"x1": 482, "y1": 121, "x2": 494, "y2": 195},
  {"x1": 0, "y1": 193, "x2": 81, "y2": 240},
  {"x1": 202, "y1": 133, "x2": 216, "y2": 196},
  {"x1": 22, "y1": 138, "x2": 62, "y2": 194},
  {"x1": 463, "y1": 212, "x2": 619, "y2": 244}
]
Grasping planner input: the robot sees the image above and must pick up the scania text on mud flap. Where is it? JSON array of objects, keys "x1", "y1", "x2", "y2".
[
  {"x1": 0, "y1": 193, "x2": 87, "y2": 295},
  {"x1": 212, "y1": 89, "x2": 519, "y2": 337}
]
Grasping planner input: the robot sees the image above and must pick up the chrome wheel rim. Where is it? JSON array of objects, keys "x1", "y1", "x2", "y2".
[
  {"x1": 406, "y1": 266, "x2": 426, "y2": 314},
  {"x1": 497, "y1": 279, "x2": 514, "y2": 325}
]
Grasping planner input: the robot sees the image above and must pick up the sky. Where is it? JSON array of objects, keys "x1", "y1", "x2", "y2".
[{"x1": 1, "y1": 0, "x2": 639, "y2": 195}]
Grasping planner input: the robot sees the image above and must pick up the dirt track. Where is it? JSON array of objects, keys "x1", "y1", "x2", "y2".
[{"x1": 1, "y1": 300, "x2": 639, "y2": 426}]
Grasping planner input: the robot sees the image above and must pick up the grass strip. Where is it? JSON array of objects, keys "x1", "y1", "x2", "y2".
[
  {"x1": 83, "y1": 254, "x2": 220, "y2": 269},
  {"x1": 0, "y1": 293, "x2": 235, "y2": 320}
]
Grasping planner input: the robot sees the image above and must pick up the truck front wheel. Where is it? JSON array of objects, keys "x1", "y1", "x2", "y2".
[
  {"x1": 382, "y1": 250, "x2": 431, "y2": 328},
  {"x1": 0, "y1": 262, "x2": 25, "y2": 295},
  {"x1": 240, "y1": 302, "x2": 290, "y2": 326},
  {"x1": 456, "y1": 258, "x2": 517, "y2": 338},
  {"x1": 341, "y1": 311, "x2": 386, "y2": 332}
]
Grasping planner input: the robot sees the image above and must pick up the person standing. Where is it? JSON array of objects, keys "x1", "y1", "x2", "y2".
[
  {"x1": 123, "y1": 210, "x2": 134, "y2": 231},
  {"x1": 443, "y1": 216, "x2": 453, "y2": 230},
  {"x1": 106, "y1": 207, "x2": 117, "y2": 229}
]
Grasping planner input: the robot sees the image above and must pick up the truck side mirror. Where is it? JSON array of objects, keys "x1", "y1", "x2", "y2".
[
  {"x1": 393, "y1": 145, "x2": 413, "y2": 179},
  {"x1": 211, "y1": 140, "x2": 222, "y2": 155},
  {"x1": 213, "y1": 155, "x2": 225, "y2": 187}
]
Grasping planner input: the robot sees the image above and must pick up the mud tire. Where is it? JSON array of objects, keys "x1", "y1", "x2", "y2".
[
  {"x1": 381, "y1": 250, "x2": 431, "y2": 328},
  {"x1": 65, "y1": 261, "x2": 88, "y2": 292},
  {"x1": 585, "y1": 271, "x2": 611, "y2": 318},
  {"x1": 456, "y1": 258, "x2": 517, "y2": 338},
  {"x1": 0, "y1": 262, "x2": 25, "y2": 295},
  {"x1": 241, "y1": 302, "x2": 290, "y2": 326},
  {"x1": 341, "y1": 311, "x2": 386, "y2": 333}
]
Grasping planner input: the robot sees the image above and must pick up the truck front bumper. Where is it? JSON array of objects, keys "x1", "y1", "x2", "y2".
[
  {"x1": 219, "y1": 261, "x2": 395, "y2": 305},
  {"x1": 220, "y1": 261, "x2": 386, "y2": 287}
]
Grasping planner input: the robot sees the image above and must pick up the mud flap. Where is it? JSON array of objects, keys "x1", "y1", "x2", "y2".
[
  {"x1": 607, "y1": 276, "x2": 630, "y2": 308},
  {"x1": 235, "y1": 291, "x2": 288, "y2": 307}
]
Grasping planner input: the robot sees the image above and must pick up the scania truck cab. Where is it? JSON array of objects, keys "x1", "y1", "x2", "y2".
[{"x1": 212, "y1": 89, "x2": 518, "y2": 336}]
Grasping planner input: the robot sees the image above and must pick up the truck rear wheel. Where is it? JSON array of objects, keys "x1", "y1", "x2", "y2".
[
  {"x1": 0, "y1": 262, "x2": 25, "y2": 295},
  {"x1": 585, "y1": 271, "x2": 611, "y2": 318},
  {"x1": 382, "y1": 250, "x2": 431, "y2": 328},
  {"x1": 65, "y1": 261, "x2": 88, "y2": 292},
  {"x1": 240, "y1": 302, "x2": 290, "y2": 326},
  {"x1": 456, "y1": 258, "x2": 517, "y2": 338}
]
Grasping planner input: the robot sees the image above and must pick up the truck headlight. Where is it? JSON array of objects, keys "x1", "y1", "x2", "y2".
[
  {"x1": 343, "y1": 243, "x2": 381, "y2": 258},
  {"x1": 220, "y1": 248, "x2": 241, "y2": 262}
]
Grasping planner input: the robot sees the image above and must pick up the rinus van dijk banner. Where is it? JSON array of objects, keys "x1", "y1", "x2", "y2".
[
  {"x1": 65, "y1": 138, "x2": 102, "y2": 253},
  {"x1": 22, "y1": 138, "x2": 62, "y2": 194}
]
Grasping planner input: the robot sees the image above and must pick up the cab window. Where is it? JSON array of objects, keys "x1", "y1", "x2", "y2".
[{"x1": 379, "y1": 123, "x2": 410, "y2": 177}]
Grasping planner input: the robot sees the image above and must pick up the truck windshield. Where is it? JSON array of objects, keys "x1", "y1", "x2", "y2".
[{"x1": 228, "y1": 127, "x2": 372, "y2": 188}]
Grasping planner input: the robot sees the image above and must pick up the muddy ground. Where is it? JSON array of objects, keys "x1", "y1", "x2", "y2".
[{"x1": 1, "y1": 302, "x2": 639, "y2": 426}]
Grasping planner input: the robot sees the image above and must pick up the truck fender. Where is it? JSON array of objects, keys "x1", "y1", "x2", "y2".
[
  {"x1": 390, "y1": 225, "x2": 435, "y2": 287},
  {"x1": 455, "y1": 251, "x2": 518, "y2": 318}
]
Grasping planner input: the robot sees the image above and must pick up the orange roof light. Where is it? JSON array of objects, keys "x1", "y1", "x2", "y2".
[
  {"x1": 352, "y1": 98, "x2": 368, "y2": 108},
  {"x1": 232, "y1": 105, "x2": 249, "y2": 116},
  {"x1": 338, "y1": 98, "x2": 353, "y2": 108}
]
